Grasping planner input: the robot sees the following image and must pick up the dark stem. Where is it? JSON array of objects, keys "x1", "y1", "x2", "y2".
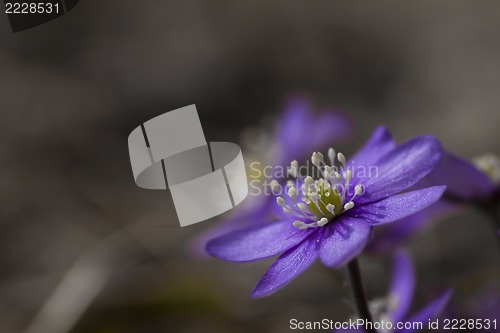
[{"x1": 347, "y1": 259, "x2": 376, "y2": 333}]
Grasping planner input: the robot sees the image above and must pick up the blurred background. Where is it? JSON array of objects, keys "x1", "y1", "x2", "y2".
[{"x1": 1, "y1": 1, "x2": 499, "y2": 332}]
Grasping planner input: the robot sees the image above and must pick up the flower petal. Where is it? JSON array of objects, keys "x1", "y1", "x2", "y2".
[
  {"x1": 319, "y1": 217, "x2": 372, "y2": 268},
  {"x1": 365, "y1": 199, "x2": 462, "y2": 255},
  {"x1": 348, "y1": 186, "x2": 446, "y2": 225},
  {"x1": 206, "y1": 219, "x2": 314, "y2": 262},
  {"x1": 191, "y1": 196, "x2": 273, "y2": 258},
  {"x1": 355, "y1": 136, "x2": 443, "y2": 204},
  {"x1": 388, "y1": 250, "x2": 415, "y2": 324},
  {"x1": 273, "y1": 96, "x2": 351, "y2": 165},
  {"x1": 398, "y1": 290, "x2": 453, "y2": 333},
  {"x1": 251, "y1": 232, "x2": 321, "y2": 298},
  {"x1": 423, "y1": 151, "x2": 494, "y2": 200},
  {"x1": 349, "y1": 125, "x2": 396, "y2": 167}
]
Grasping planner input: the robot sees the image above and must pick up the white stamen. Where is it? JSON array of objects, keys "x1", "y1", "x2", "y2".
[
  {"x1": 355, "y1": 184, "x2": 364, "y2": 195},
  {"x1": 293, "y1": 220, "x2": 308, "y2": 230},
  {"x1": 277, "y1": 149, "x2": 366, "y2": 231},
  {"x1": 348, "y1": 184, "x2": 364, "y2": 202},
  {"x1": 296, "y1": 202, "x2": 309, "y2": 212},
  {"x1": 337, "y1": 152, "x2": 346, "y2": 165},
  {"x1": 326, "y1": 204, "x2": 336, "y2": 215},
  {"x1": 287, "y1": 160, "x2": 300, "y2": 178},
  {"x1": 333, "y1": 172, "x2": 342, "y2": 181},
  {"x1": 288, "y1": 206, "x2": 318, "y2": 222},
  {"x1": 304, "y1": 176, "x2": 314, "y2": 186},
  {"x1": 323, "y1": 165, "x2": 333, "y2": 179},
  {"x1": 311, "y1": 152, "x2": 324, "y2": 167},
  {"x1": 317, "y1": 217, "x2": 329, "y2": 227},
  {"x1": 328, "y1": 148, "x2": 336, "y2": 165},
  {"x1": 344, "y1": 202, "x2": 354, "y2": 211},
  {"x1": 270, "y1": 180, "x2": 281, "y2": 193}
]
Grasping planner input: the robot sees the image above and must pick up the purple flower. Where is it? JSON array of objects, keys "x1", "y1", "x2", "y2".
[
  {"x1": 207, "y1": 126, "x2": 445, "y2": 297},
  {"x1": 367, "y1": 151, "x2": 500, "y2": 254},
  {"x1": 424, "y1": 152, "x2": 500, "y2": 202},
  {"x1": 190, "y1": 96, "x2": 352, "y2": 255},
  {"x1": 337, "y1": 251, "x2": 453, "y2": 333}
]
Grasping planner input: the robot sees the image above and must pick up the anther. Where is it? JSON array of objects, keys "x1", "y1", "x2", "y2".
[
  {"x1": 304, "y1": 176, "x2": 315, "y2": 186},
  {"x1": 296, "y1": 202, "x2": 308, "y2": 212},
  {"x1": 288, "y1": 186, "x2": 298, "y2": 200},
  {"x1": 323, "y1": 165, "x2": 332, "y2": 179},
  {"x1": 270, "y1": 180, "x2": 281, "y2": 193},
  {"x1": 317, "y1": 217, "x2": 329, "y2": 227},
  {"x1": 311, "y1": 152, "x2": 324, "y2": 167},
  {"x1": 293, "y1": 220, "x2": 308, "y2": 230},
  {"x1": 355, "y1": 184, "x2": 363, "y2": 195},
  {"x1": 337, "y1": 152, "x2": 346, "y2": 165},
  {"x1": 344, "y1": 202, "x2": 354, "y2": 211},
  {"x1": 287, "y1": 160, "x2": 300, "y2": 178},
  {"x1": 328, "y1": 148, "x2": 336, "y2": 165},
  {"x1": 279, "y1": 150, "x2": 367, "y2": 230}
]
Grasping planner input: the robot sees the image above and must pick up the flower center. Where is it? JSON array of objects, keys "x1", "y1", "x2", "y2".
[
  {"x1": 272, "y1": 148, "x2": 364, "y2": 230},
  {"x1": 473, "y1": 153, "x2": 500, "y2": 184}
]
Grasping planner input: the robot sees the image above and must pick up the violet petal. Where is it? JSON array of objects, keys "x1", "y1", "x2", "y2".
[
  {"x1": 349, "y1": 125, "x2": 396, "y2": 168},
  {"x1": 348, "y1": 186, "x2": 446, "y2": 225},
  {"x1": 423, "y1": 151, "x2": 494, "y2": 200},
  {"x1": 365, "y1": 199, "x2": 462, "y2": 255},
  {"x1": 318, "y1": 217, "x2": 372, "y2": 268},
  {"x1": 206, "y1": 219, "x2": 314, "y2": 262},
  {"x1": 355, "y1": 136, "x2": 443, "y2": 204},
  {"x1": 251, "y1": 232, "x2": 321, "y2": 298},
  {"x1": 388, "y1": 250, "x2": 415, "y2": 324}
]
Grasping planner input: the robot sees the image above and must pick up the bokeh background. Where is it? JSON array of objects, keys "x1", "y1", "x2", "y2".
[{"x1": 1, "y1": 1, "x2": 499, "y2": 332}]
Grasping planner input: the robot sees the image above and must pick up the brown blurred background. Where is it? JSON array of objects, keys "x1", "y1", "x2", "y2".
[{"x1": 1, "y1": 1, "x2": 499, "y2": 333}]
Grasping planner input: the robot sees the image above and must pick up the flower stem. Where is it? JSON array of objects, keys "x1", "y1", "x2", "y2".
[{"x1": 347, "y1": 259, "x2": 376, "y2": 333}]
